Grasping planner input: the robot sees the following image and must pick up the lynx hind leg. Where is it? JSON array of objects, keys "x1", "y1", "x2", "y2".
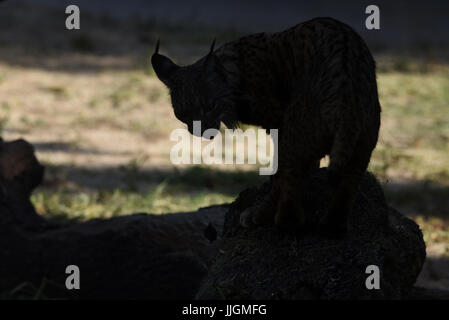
[{"x1": 321, "y1": 133, "x2": 373, "y2": 234}]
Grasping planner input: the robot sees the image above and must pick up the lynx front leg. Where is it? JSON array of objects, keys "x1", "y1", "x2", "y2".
[
  {"x1": 273, "y1": 103, "x2": 323, "y2": 231},
  {"x1": 320, "y1": 134, "x2": 373, "y2": 234},
  {"x1": 274, "y1": 158, "x2": 320, "y2": 230},
  {"x1": 239, "y1": 157, "x2": 319, "y2": 230}
]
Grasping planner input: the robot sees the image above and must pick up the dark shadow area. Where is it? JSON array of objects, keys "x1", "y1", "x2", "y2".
[
  {"x1": 1, "y1": 0, "x2": 449, "y2": 73},
  {"x1": 39, "y1": 163, "x2": 267, "y2": 196},
  {"x1": 0, "y1": 1, "x2": 243, "y2": 73},
  {"x1": 416, "y1": 256, "x2": 449, "y2": 292},
  {"x1": 383, "y1": 180, "x2": 449, "y2": 219}
]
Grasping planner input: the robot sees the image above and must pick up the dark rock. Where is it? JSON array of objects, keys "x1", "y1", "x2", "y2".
[{"x1": 196, "y1": 169, "x2": 426, "y2": 299}]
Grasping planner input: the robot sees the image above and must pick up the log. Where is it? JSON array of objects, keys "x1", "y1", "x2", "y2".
[
  {"x1": 196, "y1": 169, "x2": 427, "y2": 299},
  {"x1": 0, "y1": 139, "x2": 226, "y2": 299}
]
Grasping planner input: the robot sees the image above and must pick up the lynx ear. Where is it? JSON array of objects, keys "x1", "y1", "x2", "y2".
[{"x1": 151, "y1": 39, "x2": 179, "y2": 86}]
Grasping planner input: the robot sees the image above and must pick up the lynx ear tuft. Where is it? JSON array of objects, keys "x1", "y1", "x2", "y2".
[
  {"x1": 208, "y1": 38, "x2": 216, "y2": 57},
  {"x1": 204, "y1": 38, "x2": 220, "y2": 71},
  {"x1": 205, "y1": 38, "x2": 216, "y2": 61},
  {"x1": 154, "y1": 38, "x2": 160, "y2": 54},
  {"x1": 151, "y1": 39, "x2": 179, "y2": 86}
]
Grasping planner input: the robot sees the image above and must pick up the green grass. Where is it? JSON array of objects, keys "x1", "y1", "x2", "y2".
[
  {"x1": 369, "y1": 72, "x2": 449, "y2": 183},
  {"x1": 32, "y1": 187, "x2": 234, "y2": 223},
  {"x1": 0, "y1": 102, "x2": 10, "y2": 135},
  {"x1": 31, "y1": 166, "x2": 264, "y2": 223}
]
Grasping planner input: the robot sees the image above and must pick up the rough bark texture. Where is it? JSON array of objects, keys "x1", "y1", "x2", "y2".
[{"x1": 196, "y1": 169, "x2": 427, "y2": 299}]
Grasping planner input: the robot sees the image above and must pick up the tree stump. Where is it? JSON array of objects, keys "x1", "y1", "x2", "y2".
[{"x1": 196, "y1": 169, "x2": 427, "y2": 299}]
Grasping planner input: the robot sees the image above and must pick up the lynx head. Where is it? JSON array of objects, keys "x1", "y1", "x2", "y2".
[{"x1": 151, "y1": 39, "x2": 237, "y2": 138}]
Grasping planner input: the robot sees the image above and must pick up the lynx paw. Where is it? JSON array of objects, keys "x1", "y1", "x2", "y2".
[
  {"x1": 239, "y1": 204, "x2": 275, "y2": 228},
  {"x1": 318, "y1": 212, "x2": 348, "y2": 236},
  {"x1": 239, "y1": 208, "x2": 255, "y2": 228},
  {"x1": 274, "y1": 200, "x2": 306, "y2": 231}
]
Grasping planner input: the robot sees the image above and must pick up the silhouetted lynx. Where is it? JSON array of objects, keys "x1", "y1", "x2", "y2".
[{"x1": 152, "y1": 17, "x2": 381, "y2": 234}]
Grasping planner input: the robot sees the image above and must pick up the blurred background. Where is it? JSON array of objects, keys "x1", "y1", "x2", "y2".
[{"x1": 0, "y1": 0, "x2": 448, "y2": 295}]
